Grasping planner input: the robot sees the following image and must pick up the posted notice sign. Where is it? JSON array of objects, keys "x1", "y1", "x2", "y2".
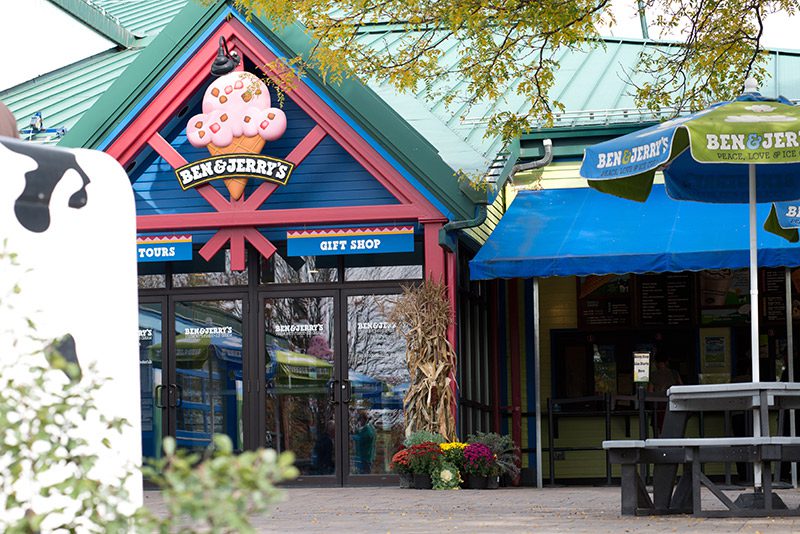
[
  {"x1": 633, "y1": 351, "x2": 651, "y2": 383},
  {"x1": 137, "y1": 234, "x2": 192, "y2": 262},
  {"x1": 286, "y1": 226, "x2": 414, "y2": 256}
]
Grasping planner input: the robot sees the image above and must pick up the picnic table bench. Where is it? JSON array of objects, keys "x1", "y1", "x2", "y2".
[
  {"x1": 604, "y1": 382, "x2": 800, "y2": 517},
  {"x1": 604, "y1": 436, "x2": 800, "y2": 516}
]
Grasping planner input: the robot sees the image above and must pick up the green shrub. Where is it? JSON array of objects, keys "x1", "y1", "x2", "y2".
[
  {"x1": 137, "y1": 435, "x2": 299, "y2": 533},
  {"x1": 403, "y1": 430, "x2": 446, "y2": 447}
]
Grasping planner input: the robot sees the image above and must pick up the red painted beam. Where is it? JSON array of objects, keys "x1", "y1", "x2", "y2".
[
  {"x1": 489, "y1": 282, "x2": 500, "y2": 433},
  {"x1": 137, "y1": 204, "x2": 424, "y2": 231},
  {"x1": 423, "y1": 221, "x2": 445, "y2": 282},
  {"x1": 242, "y1": 227, "x2": 277, "y2": 260},
  {"x1": 147, "y1": 133, "x2": 232, "y2": 213},
  {"x1": 243, "y1": 124, "x2": 327, "y2": 210},
  {"x1": 108, "y1": 25, "x2": 234, "y2": 166},
  {"x1": 508, "y1": 280, "x2": 523, "y2": 459},
  {"x1": 199, "y1": 229, "x2": 231, "y2": 262}
]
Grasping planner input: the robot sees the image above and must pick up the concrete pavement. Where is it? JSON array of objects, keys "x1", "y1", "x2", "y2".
[{"x1": 144, "y1": 485, "x2": 800, "y2": 533}]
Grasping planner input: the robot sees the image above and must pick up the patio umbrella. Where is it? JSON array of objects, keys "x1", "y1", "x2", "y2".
[
  {"x1": 580, "y1": 78, "x2": 800, "y2": 384},
  {"x1": 580, "y1": 79, "x2": 800, "y2": 486}
]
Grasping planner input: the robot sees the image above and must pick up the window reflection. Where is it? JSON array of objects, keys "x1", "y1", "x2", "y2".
[
  {"x1": 139, "y1": 303, "x2": 163, "y2": 459},
  {"x1": 264, "y1": 297, "x2": 336, "y2": 476},
  {"x1": 347, "y1": 294, "x2": 408, "y2": 476},
  {"x1": 261, "y1": 249, "x2": 338, "y2": 284},
  {"x1": 173, "y1": 300, "x2": 244, "y2": 453},
  {"x1": 172, "y1": 249, "x2": 248, "y2": 287},
  {"x1": 344, "y1": 249, "x2": 422, "y2": 281}
]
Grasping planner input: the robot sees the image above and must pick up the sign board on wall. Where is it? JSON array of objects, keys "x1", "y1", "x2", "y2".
[
  {"x1": 286, "y1": 226, "x2": 415, "y2": 256},
  {"x1": 633, "y1": 351, "x2": 651, "y2": 383},
  {"x1": 136, "y1": 234, "x2": 193, "y2": 262}
]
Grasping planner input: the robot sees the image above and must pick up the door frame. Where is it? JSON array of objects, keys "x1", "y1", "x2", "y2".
[
  {"x1": 339, "y1": 286, "x2": 406, "y2": 486},
  {"x1": 257, "y1": 286, "x2": 407, "y2": 486},
  {"x1": 141, "y1": 292, "x2": 253, "y2": 453},
  {"x1": 258, "y1": 288, "x2": 341, "y2": 486}
]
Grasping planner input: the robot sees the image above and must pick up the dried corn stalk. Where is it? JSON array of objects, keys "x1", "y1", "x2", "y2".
[{"x1": 389, "y1": 280, "x2": 456, "y2": 441}]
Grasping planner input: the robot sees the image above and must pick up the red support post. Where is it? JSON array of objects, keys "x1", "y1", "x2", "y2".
[
  {"x1": 508, "y1": 279, "x2": 523, "y2": 459},
  {"x1": 489, "y1": 281, "x2": 501, "y2": 433},
  {"x1": 423, "y1": 221, "x2": 445, "y2": 283}
]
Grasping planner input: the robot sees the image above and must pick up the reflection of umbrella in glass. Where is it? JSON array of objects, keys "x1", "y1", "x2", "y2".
[
  {"x1": 580, "y1": 79, "x2": 800, "y2": 491},
  {"x1": 349, "y1": 370, "x2": 381, "y2": 399}
]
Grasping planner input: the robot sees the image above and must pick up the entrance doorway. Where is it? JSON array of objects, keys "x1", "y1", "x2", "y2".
[
  {"x1": 138, "y1": 287, "x2": 409, "y2": 485},
  {"x1": 139, "y1": 295, "x2": 251, "y2": 460},
  {"x1": 261, "y1": 289, "x2": 408, "y2": 485}
]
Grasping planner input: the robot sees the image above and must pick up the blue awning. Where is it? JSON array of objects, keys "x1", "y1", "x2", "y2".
[{"x1": 470, "y1": 185, "x2": 800, "y2": 280}]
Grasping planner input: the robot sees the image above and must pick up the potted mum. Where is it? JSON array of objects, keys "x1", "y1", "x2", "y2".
[
  {"x1": 440, "y1": 441, "x2": 467, "y2": 473},
  {"x1": 468, "y1": 432, "x2": 519, "y2": 488},
  {"x1": 462, "y1": 443, "x2": 494, "y2": 489},
  {"x1": 390, "y1": 448, "x2": 413, "y2": 488},
  {"x1": 405, "y1": 441, "x2": 443, "y2": 489}
]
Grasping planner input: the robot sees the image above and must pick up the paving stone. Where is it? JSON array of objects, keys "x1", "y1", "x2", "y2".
[{"x1": 143, "y1": 486, "x2": 800, "y2": 533}]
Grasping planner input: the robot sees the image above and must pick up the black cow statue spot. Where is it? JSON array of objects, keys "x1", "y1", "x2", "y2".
[
  {"x1": 45, "y1": 334, "x2": 83, "y2": 382},
  {"x1": 3, "y1": 140, "x2": 91, "y2": 233}
]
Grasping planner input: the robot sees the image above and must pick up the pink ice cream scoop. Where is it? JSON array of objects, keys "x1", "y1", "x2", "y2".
[{"x1": 185, "y1": 71, "x2": 288, "y2": 199}]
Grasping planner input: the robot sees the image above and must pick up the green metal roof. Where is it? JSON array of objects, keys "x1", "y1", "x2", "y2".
[
  {"x1": 3, "y1": 49, "x2": 141, "y2": 143},
  {"x1": 92, "y1": 0, "x2": 188, "y2": 37},
  {"x1": 0, "y1": 0, "x2": 186, "y2": 143}
]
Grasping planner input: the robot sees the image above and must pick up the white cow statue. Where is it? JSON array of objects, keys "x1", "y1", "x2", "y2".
[{"x1": 0, "y1": 135, "x2": 142, "y2": 529}]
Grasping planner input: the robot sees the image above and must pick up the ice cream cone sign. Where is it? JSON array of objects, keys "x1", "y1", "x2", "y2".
[{"x1": 182, "y1": 37, "x2": 290, "y2": 200}]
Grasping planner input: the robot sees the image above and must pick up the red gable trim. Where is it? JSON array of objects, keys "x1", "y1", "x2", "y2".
[{"x1": 107, "y1": 19, "x2": 443, "y2": 221}]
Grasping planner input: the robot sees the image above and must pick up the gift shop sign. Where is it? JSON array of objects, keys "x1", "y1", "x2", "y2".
[
  {"x1": 174, "y1": 154, "x2": 294, "y2": 191},
  {"x1": 137, "y1": 234, "x2": 192, "y2": 262},
  {"x1": 287, "y1": 226, "x2": 414, "y2": 256}
]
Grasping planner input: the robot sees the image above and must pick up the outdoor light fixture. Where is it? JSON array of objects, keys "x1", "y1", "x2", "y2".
[{"x1": 210, "y1": 36, "x2": 240, "y2": 76}]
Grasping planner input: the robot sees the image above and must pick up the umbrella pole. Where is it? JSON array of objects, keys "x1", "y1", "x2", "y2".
[
  {"x1": 749, "y1": 163, "x2": 763, "y2": 490},
  {"x1": 786, "y1": 267, "x2": 797, "y2": 488}
]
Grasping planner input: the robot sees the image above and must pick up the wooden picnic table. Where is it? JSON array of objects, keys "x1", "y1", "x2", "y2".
[{"x1": 653, "y1": 382, "x2": 800, "y2": 514}]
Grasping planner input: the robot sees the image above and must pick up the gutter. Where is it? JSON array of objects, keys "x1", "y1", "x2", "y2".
[{"x1": 439, "y1": 139, "x2": 553, "y2": 250}]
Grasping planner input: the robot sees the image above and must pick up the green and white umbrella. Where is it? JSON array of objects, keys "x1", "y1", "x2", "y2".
[{"x1": 580, "y1": 79, "x2": 800, "y2": 386}]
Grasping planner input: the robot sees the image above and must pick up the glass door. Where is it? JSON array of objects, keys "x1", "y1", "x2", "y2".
[
  {"x1": 343, "y1": 291, "x2": 408, "y2": 484},
  {"x1": 138, "y1": 299, "x2": 166, "y2": 460},
  {"x1": 171, "y1": 298, "x2": 246, "y2": 454},
  {"x1": 140, "y1": 296, "x2": 248, "y2": 462},
  {"x1": 262, "y1": 293, "x2": 338, "y2": 483}
]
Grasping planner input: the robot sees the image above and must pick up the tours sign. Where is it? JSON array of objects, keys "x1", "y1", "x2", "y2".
[
  {"x1": 136, "y1": 234, "x2": 192, "y2": 262},
  {"x1": 286, "y1": 226, "x2": 415, "y2": 256}
]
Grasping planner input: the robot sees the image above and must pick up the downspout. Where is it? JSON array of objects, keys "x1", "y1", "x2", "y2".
[{"x1": 438, "y1": 138, "x2": 554, "y2": 249}]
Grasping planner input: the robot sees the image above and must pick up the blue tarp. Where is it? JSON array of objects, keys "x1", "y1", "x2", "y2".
[{"x1": 470, "y1": 185, "x2": 800, "y2": 280}]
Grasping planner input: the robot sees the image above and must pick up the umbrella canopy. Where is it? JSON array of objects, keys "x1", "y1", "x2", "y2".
[{"x1": 580, "y1": 79, "x2": 800, "y2": 385}]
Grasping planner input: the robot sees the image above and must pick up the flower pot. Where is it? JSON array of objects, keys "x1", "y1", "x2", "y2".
[
  {"x1": 399, "y1": 473, "x2": 413, "y2": 489},
  {"x1": 413, "y1": 473, "x2": 433, "y2": 489},
  {"x1": 486, "y1": 475, "x2": 499, "y2": 489},
  {"x1": 465, "y1": 473, "x2": 488, "y2": 489}
]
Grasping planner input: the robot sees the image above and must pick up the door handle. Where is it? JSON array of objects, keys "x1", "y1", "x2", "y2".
[
  {"x1": 342, "y1": 380, "x2": 352, "y2": 403},
  {"x1": 328, "y1": 380, "x2": 339, "y2": 404},
  {"x1": 172, "y1": 384, "x2": 183, "y2": 408},
  {"x1": 155, "y1": 384, "x2": 166, "y2": 408}
]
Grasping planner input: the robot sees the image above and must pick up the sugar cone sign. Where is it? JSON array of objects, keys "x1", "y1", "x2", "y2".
[{"x1": 184, "y1": 71, "x2": 289, "y2": 200}]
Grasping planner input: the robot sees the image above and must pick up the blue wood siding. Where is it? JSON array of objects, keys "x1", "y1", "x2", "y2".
[{"x1": 131, "y1": 87, "x2": 398, "y2": 216}]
